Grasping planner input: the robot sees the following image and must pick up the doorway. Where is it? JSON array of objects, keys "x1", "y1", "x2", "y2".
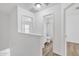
[
  {"x1": 65, "y1": 4, "x2": 79, "y2": 56},
  {"x1": 42, "y1": 14, "x2": 55, "y2": 56}
]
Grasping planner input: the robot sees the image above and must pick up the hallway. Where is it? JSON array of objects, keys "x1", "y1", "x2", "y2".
[{"x1": 0, "y1": 3, "x2": 79, "y2": 56}]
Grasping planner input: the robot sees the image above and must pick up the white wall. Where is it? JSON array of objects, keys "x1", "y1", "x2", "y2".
[
  {"x1": 0, "y1": 12, "x2": 9, "y2": 50},
  {"x1": 9, "y1": 6, "x2": 18, "y2": 56},
  {"x1": 10, "y1": 6, "x2": 43, "y2": 56},
  {"x1": 11, "y1": 33, "x2": 42, "y2": 56}
]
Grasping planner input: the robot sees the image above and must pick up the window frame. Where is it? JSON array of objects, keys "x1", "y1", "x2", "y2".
[{"x1": 21, "y1": 15, "x2": 33, "y2": 33}]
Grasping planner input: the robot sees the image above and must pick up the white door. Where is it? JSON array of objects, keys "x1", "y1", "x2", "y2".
[{"x1": 65, "y1": 4, "x2": 79, "y2": 55}]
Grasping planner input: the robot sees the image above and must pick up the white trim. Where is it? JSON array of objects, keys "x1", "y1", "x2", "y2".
[
  {"x1": 18, "y1": 32, "x2": 43, "y2": 37},
  {"x1": 64, "y1": 3, "x2": 75, "y2": 56}
]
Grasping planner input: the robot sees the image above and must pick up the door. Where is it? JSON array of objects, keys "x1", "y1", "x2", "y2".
[{"x1": 65, "y1": 4, "x2": 79, "y2": 56}]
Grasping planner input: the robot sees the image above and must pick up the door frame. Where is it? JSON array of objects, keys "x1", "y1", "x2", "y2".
[{"x1": 64, "y1": 3, "x2": 75, "y2": 56}]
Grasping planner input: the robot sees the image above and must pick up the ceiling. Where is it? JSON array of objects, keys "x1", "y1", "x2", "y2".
[
  {"x1": 0, "y1": 3, "x2": 56, "y2": 14},
  {"x1": 19, "y1": 3, "x2": 56, "y2": 13}
]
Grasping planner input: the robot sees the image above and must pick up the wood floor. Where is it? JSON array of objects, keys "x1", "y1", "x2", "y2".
[{"x1": 67, "y1": 42, "x2": 79, "y2": 56}]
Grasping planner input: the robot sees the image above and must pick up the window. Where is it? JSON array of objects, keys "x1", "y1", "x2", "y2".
[
  {"x1": 25, "y1": 24, "x2": 30, "y2": 33},
  {"x1": 44, "y1": 14, "x2": 54, "y2": 37},
  {"x1": 21, "y1": 15, "x2": 33, "y2": 33}
]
